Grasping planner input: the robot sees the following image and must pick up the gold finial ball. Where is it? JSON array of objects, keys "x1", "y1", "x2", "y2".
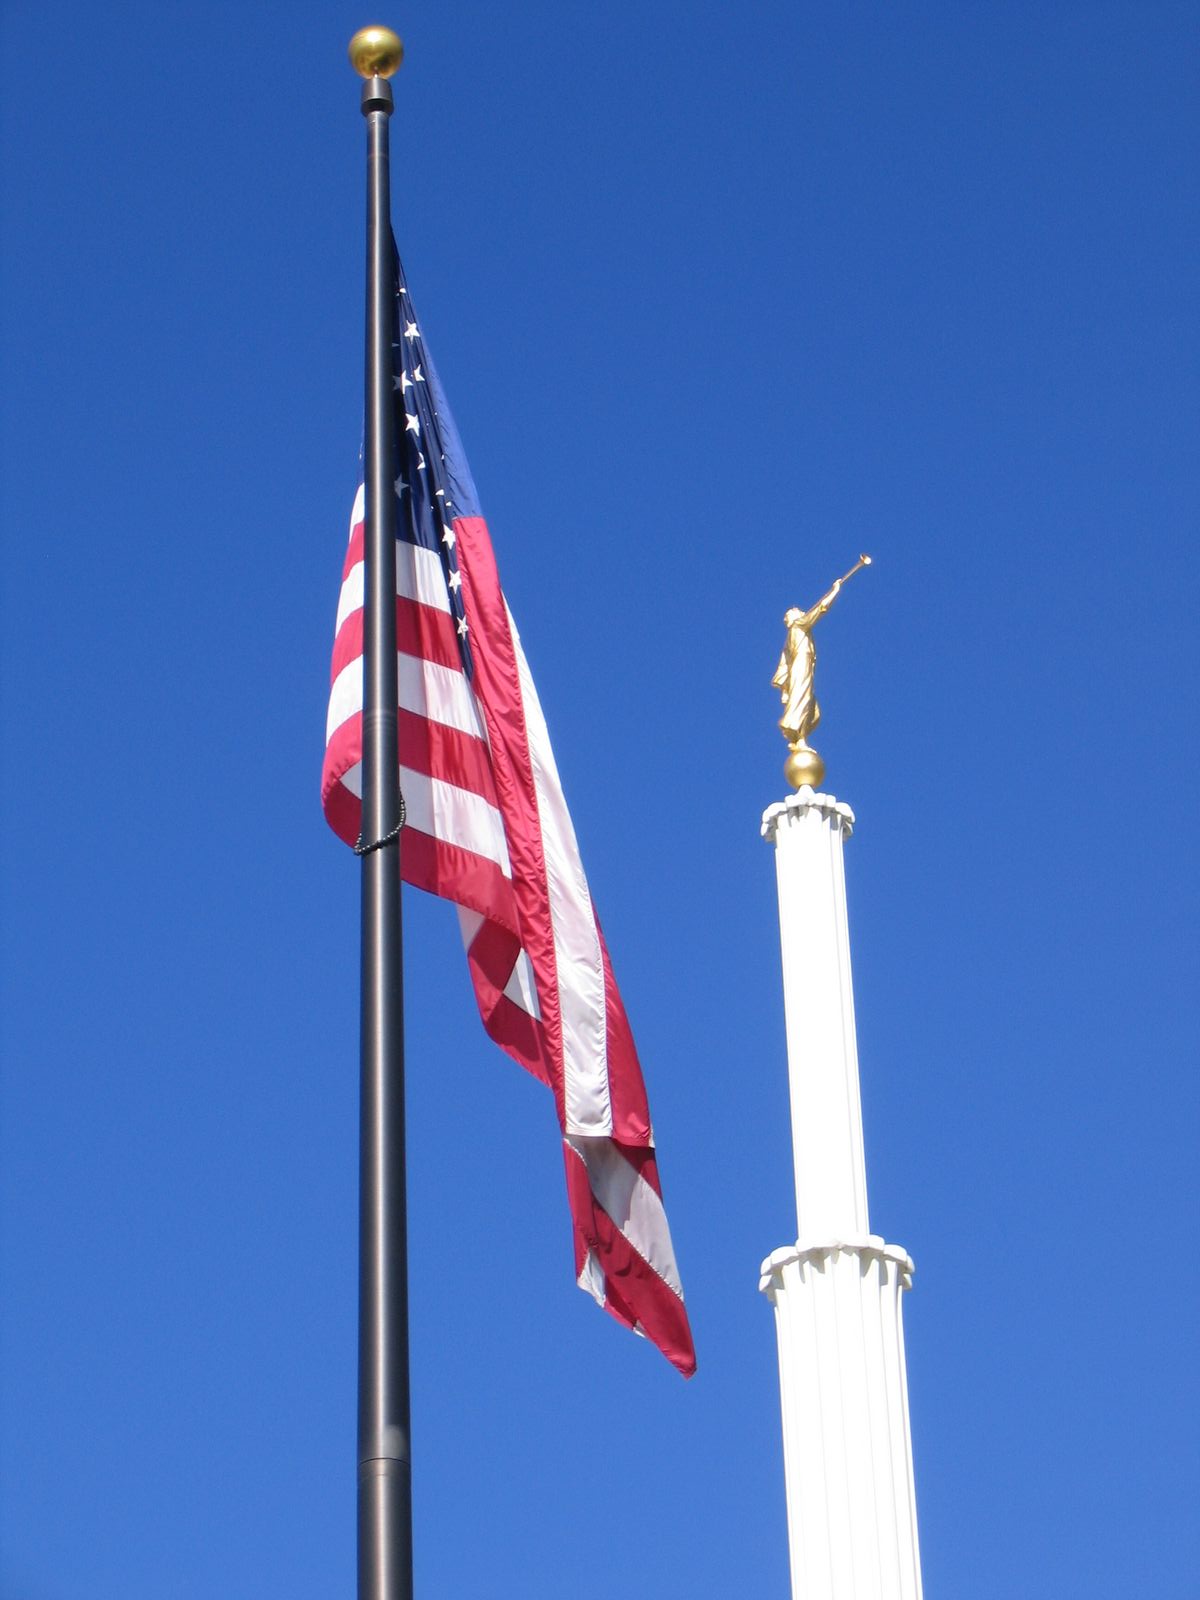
[
  {"x1": 785, "y1": 745, "x2": 826, "y2": 791},
  {"x1": 348, "y1": 25, "x2": 404, "y2": 78}
]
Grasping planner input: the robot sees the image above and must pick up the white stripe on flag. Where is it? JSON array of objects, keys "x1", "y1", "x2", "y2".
[
  {"x1": 398, "y1": 653, "x2": 488, "y2": 741},
  {"x1": 577, "y1": 1248, "x2": 606, "y2": 1307},
  {"x1": 336, "y1": 764, "x2": 509, "y2": 875},
  {"x1": 327, "y1": 658, "x2": 362, "y2": 742},
  {"x1": 337, "y1": 543, "x2": 454, "y2": 636},
  {"x1": 397, "y1": 541, "x2": 454, "y2": 615},
  {"x1": 330, "y1": 652, "x2": 490, "y2": 746},
  {"x1": 509, "y1": 607, "x2": 611, "y2": 1138},
  {"x1": 502, "y1": 946, "x2": 541, "y2": 1018},
  {"x1": 458, "y1": 908, "x2": 542, "y2": 1020},
  {"x1": 399, "y1": 766, "x2": 512, "y2": 876},
  {"x1": 567, "y1": 1136, "x2": 685, "y2": 1298},
  {"x1": 335, "y1": 561, "x2": 364, "y2": 634}
]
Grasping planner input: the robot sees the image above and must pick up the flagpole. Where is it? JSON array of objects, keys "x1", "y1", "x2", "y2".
[{"x1": 349, "y1": 26, "x2": 412, "y2": 1600}]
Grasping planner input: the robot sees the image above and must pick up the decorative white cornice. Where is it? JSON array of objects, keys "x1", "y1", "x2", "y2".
[
  {"x1": 759, "y1": 1236, "x2": 915, "y2": 1297},
  {"x1": 761, "y1": 786, "x2": 855, "y2": 844}
]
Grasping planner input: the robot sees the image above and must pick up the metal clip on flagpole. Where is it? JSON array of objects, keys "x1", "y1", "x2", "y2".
[{"x1": 349, "y1": 25, "x2": 413, "y2": 1600}]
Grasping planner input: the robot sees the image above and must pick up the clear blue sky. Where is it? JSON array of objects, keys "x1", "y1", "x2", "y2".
[{"x1": 2, "y1": 3, "x2": 1196, "y2": 1595}]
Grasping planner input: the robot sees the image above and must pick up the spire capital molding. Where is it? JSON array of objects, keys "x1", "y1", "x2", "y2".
[
  {"x1": 759, "y1": 1235, "x2": 915, "y2": 1299},
  {"x1": 761, "y1": 786, "x2": 855, "y2": 845}
]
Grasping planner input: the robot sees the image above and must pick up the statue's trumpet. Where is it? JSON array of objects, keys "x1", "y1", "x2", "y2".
[{"x1": 837, "y1": 553, "x2": 872, "y2": 587}]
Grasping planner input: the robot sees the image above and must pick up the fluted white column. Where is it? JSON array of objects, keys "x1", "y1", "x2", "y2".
[
  {"x1": 761, "y1": 788, "x2": 922, "y2": 1600},
  {"x1": 763, "y1": 789, "x2": 867, "y2": 1240}
]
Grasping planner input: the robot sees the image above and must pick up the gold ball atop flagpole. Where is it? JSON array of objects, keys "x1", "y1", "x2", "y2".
[{"x1": 348, "y1": 26, "x2": 404, "y2": 78}]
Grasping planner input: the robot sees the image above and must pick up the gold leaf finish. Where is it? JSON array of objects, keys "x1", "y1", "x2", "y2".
[
  {"x1": 348, "y1": 25, "x2": 404, "y2": 79},
  {"x1": 773, "y1": 555, "x2": 871, "y2": 790}
]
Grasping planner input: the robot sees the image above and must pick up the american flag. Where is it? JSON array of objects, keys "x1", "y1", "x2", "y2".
[{"x1": 323, "y1": 244, "x2": 695, "y2": 1377}]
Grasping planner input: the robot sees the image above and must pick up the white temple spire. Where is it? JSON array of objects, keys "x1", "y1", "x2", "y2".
[{"x1": 760, "y1": 784, "x2": 923, "y2": 1600}]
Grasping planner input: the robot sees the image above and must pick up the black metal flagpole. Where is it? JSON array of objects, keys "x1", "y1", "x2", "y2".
[{"x1": 349, "y1": 25, "x2": 412, "y2": 1600}]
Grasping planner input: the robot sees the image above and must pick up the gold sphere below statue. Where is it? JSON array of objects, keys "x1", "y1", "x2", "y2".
[
  {"x1": 349, "y1": 25, "x2": 404, "y2": 78},
  {"x1": 785, "y1": 744, "x2": 826, "y2": 791}
]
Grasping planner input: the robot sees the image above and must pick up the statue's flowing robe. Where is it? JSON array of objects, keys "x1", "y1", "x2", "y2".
[{"x1": 774, "y1": 623, "x2": 820, "y2": 743}]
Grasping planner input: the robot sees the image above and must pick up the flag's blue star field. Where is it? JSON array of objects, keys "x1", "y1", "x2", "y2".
[{"x1": 388, "y1": 246, "x2": 482, "y2": 678}]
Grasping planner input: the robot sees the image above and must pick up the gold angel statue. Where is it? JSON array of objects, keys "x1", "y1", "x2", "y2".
[{"x1": 773, "y1": 555, "x2": 871, "y2": 789}]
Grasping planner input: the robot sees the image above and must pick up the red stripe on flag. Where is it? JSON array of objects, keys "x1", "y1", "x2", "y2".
[
  {"x1": 324, "y1": 717, "x2": 516, "y2": 932},
  {"x1": 596, "y1": 924, "x2": 652, "y2": 1146},
  {"x1": 397, "y1": 707, "x2": 498, "y2": 806},
  {"x1": 323, "y1": 717, "x2": 361, "y2": 803},
  {"x1": 397, "y1": 828, "x2": 516, "y2": 922},
  {"x1": 323, "y1": 773, "x2": 361, "y2": 848},
  {"x1": 467, "y1": 921, "x2": 554, "y2": 1089},
  {"x1": 455, "y1": 514, "x2": 569, "y2": 1124},
  {"x1": 332, "y1": 597, "x2": 463, "y2": 684},
  {"x1": 344, "y1": 519, "x2": 365, "y2": 578},
  {"x1": 563, "y1": 1142, "x2": 695, "y2": 1377}
]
